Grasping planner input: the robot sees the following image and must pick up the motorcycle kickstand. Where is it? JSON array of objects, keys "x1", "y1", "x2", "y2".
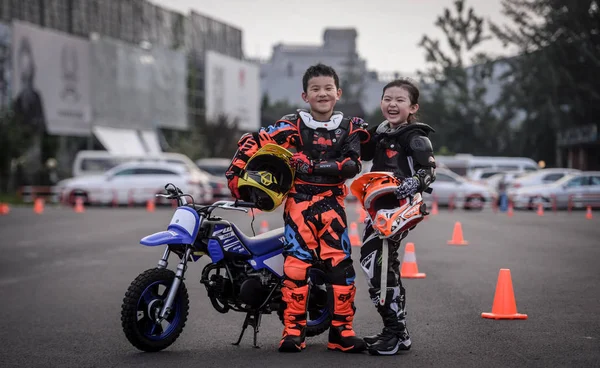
[{"x1": 232, "y1": 311, "x2": 263, "y2": 349}]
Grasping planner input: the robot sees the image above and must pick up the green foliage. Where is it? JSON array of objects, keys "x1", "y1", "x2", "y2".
[
  {"x1": 172, "y1": 114, "x2": 242, "y2": 160},
  {"x1": 489, "y1": 0, "x2": 600, "y2": 163},
  {"x1": 418, "y1": 0, "x2": 512, "y2": 156}
]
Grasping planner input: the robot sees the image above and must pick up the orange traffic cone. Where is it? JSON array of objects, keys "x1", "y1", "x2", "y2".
[
  {"x1": 536, "y1": 203, "x2": 544, "y2": 216},
  {"x1": 431, "y1": 200, "x2": 439, "y2": 215},
  {"x1": 482, "y1": 269, "x2": 528, "y2": 320},
  {"x1": 74, "y1": 197, "x2": 85, "y2": 213},
  {"x1": 248, "y1": 208, "x2": 262, "y2": 217},
  {"x1": 507, "y1": 202, "x2": 514, "y2": 217},
  {"x1": 349, "y1": 222, "x2": 361, "y2": 246},
  {"x1": 0, "y1": 203, "x2": 9, "y2": 215},
  {"x1": 400, "y1": 242, "x2": 426, "y2": 279},
  {"x1": 146, "y1": 199, "x2": 155, "y2": 213},
  {"x1": 259, "y1": 220, "x2": 269, "y2": 234},
  {"x1": 586, "y1": 206, "x2": 593, "y2": 220},
  {"x1": 358, "y1": 207, "x2": 367, "y2": 222},
  {"x1": 447, "y1": 221, "x2": 468, "y2": 245},
  {"x1": 33, "y1": 198, "x2": 44, "y2": 214}
]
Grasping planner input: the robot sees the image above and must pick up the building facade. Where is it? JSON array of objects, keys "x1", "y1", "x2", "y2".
[{"x1": 259, "y1": 28, "x2": 401, "y2": 116}]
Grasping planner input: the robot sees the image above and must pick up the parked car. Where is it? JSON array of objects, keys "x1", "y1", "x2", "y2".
[
  {"x1": 511, "y1": 171, "x2": 600, "y2": 210},
  {"x1": 507, "y1": 168, "x2": 581, "y2": 197},
  {"x1": 196, "y1": 158, "x2": 231, "y2": 198},
  {"x1": 56, "y1": 161, "x2": 213, "y2": 206},
  {"x1": 425, "y1": 168, "x2": 496, "y2": 210},
  {"x1": 468, "y1": 168, "x2": 511, "y2": 184},
  {"x1": 483, "y1": 170, "x2": 530, "y2": 191}
]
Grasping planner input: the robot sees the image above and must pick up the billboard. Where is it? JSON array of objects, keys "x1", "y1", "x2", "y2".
[
  {"x1": 90, "y1": 36, "x2": 187, "y2": 131},
  {"x1": 0, "y1": 22, "x2": 11, "y2": 110},
  {"x1": 12, "y1": 21, "x2": 91, "y2": 136},
  {"x1": 205, "y1": 51, "x2": 260, "y2": 131}
]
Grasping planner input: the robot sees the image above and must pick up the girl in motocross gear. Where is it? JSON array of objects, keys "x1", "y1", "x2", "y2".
[
  {"x1": 359, "y1": 79, "x2": 436, "y2": 355},
  {"x1": 226, "y1": 64, "x2": 369, "y2": 353}
]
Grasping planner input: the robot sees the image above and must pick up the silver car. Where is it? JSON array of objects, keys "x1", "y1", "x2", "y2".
[
  {"x1": 425, "y1": 168, "x2": 496, "y2": 210},
  {"x1": 511, "y1": 171, "x2": 600, "y2": 210}
]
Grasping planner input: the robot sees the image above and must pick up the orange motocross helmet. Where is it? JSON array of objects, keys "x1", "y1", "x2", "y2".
[{"x1": 350, "y1": 172, "x2": 427, "y2": 240}]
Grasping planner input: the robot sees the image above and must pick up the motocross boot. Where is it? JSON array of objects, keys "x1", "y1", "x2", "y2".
[
  {"x1": 279, "y1": 282, "x2": 309, "y2": 352},
  {"x1": 365, "y1": 286, "x2": 412, "y2": 355},
  {"x1": 327, "y1": 284, "x2": 366, "y2": 353}
]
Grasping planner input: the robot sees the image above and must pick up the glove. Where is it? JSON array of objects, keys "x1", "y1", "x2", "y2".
[
  {"x1": 289, "y1": 152, "x2": 313, "y2": 174},
  {"x1": 257, "y1": 130, "x2": 277, "y2": 147},
  {"x1": 226, "y1": 171, "x2": 241, "y2": 199},
  {"x1": 395, "y1": 177, "x2": 419, "y2": 199}
]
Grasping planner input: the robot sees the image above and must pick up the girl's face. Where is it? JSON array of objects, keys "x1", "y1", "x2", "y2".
[{"x1": 380, "y1": 86, "x2": 419, "y2": 126}]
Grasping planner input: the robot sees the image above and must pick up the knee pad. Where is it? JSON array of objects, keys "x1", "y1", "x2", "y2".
[
  {"x1": 283, "y1": 256, "x2": 310, "y2": 283},
  {"x1": 329, "y1": 258, "x2": 355, "y2": 286}
]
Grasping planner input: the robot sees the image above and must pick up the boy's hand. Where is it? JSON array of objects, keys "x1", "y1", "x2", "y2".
[
  {"x1": 289, "y1": 152, "x2": 313, "y2": 174},
  {"x1": 257, "y1": 131, "x2": 277, "y2": 147},
  {"x1": 225, "y1": 171, "x2": 241, "y2": 199}
]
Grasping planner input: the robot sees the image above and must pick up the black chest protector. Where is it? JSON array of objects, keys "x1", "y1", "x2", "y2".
[
  {"x1": 371, "y1": 123, "x2": 433, "y2": 178},
  {"x1": 293, "y1": 111, "x2": 351, "y2": 185}
]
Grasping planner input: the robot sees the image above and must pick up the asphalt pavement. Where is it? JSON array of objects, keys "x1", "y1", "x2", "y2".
[{"x1": 0, "y1": 203, "x2": 598, "y2": 368}]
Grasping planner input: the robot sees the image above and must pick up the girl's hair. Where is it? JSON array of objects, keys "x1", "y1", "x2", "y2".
[{"x1": 381, "y1": 78, "x2": 420, "y2": 123}]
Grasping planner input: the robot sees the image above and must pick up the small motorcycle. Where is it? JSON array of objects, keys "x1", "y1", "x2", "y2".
[{"x1": 121, "y1": 184, "x2": 331, "y2": 352}]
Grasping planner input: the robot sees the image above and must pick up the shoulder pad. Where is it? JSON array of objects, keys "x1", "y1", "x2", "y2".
[
  {"x1": 279, "y1": 112, "x2": 300, "y2": 122},
  {"x1": 409, "y1": 135, "x2": 434, "y2": 152}
]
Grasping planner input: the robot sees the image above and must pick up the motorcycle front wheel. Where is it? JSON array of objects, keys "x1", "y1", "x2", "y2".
[{"x1": 121, "y1": 268, "x2": 189, "y2": 352}]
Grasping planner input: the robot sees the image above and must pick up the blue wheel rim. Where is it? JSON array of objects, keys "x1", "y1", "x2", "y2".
[{"x1": 136, "y1": 280, "x2": 182, "y2": 341}]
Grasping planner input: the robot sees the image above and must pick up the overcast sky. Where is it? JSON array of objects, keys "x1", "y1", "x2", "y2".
[{"x1": 157, "y1": 0, "x2": 516, "y2": 75}]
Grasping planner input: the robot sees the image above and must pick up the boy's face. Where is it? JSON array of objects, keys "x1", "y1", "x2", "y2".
[{"x1": 302, "y1": 76, "x2": 341, "y2": 118}]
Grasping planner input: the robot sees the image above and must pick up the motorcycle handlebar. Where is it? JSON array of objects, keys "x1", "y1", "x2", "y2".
[{"x1": 234, "y1": 201, "x2": 256, "y2": 208}]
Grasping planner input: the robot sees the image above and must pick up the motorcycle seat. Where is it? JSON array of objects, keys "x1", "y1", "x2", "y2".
[{"x1": 231, "y1": 224, "x2": 285, "y2": 256}]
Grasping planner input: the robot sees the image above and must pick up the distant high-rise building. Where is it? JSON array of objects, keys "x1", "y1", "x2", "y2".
[{"x1": 258, "y1": 28, "x2": 395, "y2": 115}]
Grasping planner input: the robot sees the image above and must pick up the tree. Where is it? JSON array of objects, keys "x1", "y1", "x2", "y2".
[
  {"x1": 173, "y1": 114, "x2": 241, "y2": 160},
  {"x1": 490, "y1": 0, "x2": 600, "y2": 164},
  {"x1": 417, "y1": 0, "x2": 514, "y2": 155}
]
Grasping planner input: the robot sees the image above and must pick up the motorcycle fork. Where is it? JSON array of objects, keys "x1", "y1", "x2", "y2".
[{"x1": 157, "y1": 246, "x2": 192, "y2": 322}]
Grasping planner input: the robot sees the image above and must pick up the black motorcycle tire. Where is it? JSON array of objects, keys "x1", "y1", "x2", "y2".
[{"x1": 121, "y1": 268, "x2": 190, "y2": 352}]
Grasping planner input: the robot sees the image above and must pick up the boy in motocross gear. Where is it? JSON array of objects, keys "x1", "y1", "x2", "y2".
[
  {"x1": 226, "y1": 63, "x2": 370, "y2": 353},
  {"x1": 359, "y1": 79, "x2": 435, "y2": 355}
]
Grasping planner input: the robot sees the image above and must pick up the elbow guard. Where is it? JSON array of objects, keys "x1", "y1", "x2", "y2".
[
  {"x1": 313, "y1": 157, "x2": 361, "y2": 179},
  {"x1": 415, "y1": 167, "x2": 436, "y2": 193}
]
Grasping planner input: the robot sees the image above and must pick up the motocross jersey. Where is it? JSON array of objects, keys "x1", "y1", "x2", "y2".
[
  {"x1": 361, "y1": 121, "x2": 436, "y2": 191},
  {"x1": 228, "y1": 109, "x2": 369, "y2": 189}
]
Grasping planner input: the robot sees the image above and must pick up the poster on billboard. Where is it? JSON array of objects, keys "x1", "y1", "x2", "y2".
[
  {"x1": 205, "y1": 51, "x2": 260, "y2": 131},
  {"x1": 12, "y1": 21, "x2": 91, "y2": 136},
  {"x1": 91, "y1": 36, "x2": 187, "y2": 131}
]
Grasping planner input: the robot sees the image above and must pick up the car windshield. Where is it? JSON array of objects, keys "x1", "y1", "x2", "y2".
[{"x1": 550, "y1": 174, "x2": 578, "y2": 186}]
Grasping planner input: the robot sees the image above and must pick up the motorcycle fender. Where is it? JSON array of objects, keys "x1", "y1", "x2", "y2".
[{"x1": 140, "y1": 228, "x2": 191, "y2": 246}]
